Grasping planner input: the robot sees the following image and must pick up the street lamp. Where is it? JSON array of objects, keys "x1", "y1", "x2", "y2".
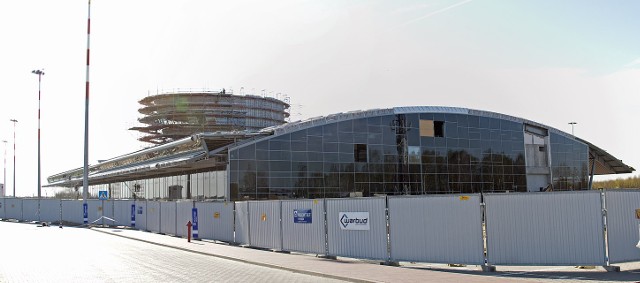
[
  {"x1": 32, "y1": 69, "x2": 45, "y2": 222},
  {"x1": 10, "y1": 119, "x2": 17, "y2": 197},
  {"x1": 2, "y1": 140, "x2": 6, "y2": 197},
  {"x1": 568, "y1": 122, "x2": 577, "y2": 136}
]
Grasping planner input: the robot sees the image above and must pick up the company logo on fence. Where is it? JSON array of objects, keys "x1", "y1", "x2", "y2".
[
  {"x1": 293, "y1": 209, "x2": 312, "y2": 223},
  {"x1": 339, "y1": 212, "x2": 370, "y2": 230}
]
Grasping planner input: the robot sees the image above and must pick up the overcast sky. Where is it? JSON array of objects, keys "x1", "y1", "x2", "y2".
[{"x1": 0, "y1": 0, "x2": 638, "y2": 197}]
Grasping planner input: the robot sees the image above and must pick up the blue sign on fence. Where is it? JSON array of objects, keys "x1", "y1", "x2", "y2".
[
  {"x1": 98, "y1": 191, "x2": 108, "y2": 200},
  {"x1": 192, "y1": 207, "x2": 199, "y2": 238},
  {"x1": 137, "y1": 205, "x2": 143, "y2": 215},
  {"x1": 293, "y1": 209, "x2": 312, "y2": 224},
  {"x1": 131, "y1": 204, "x2": 136, "y2": 227},
  {"x1": 83, "y1": 203, "x2": 88, "y2": 224}
]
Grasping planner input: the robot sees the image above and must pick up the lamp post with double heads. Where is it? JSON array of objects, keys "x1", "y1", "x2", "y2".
[
  {"x1": 32, "y1": 69, "x2": 45, "y2": 222},
  {"x1": 10, "y1": 119, "x2": 17, "y2": 197},
  {"x1": 568, "y1": 122, "x2": 577, "y2": 136}
]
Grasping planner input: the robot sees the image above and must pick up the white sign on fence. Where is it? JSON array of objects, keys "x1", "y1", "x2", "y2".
[{"x1": 339, "y1": 212, "x2": 370, "y2": 230}]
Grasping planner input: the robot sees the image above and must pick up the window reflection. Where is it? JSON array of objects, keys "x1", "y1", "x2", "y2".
[{"x1": 227, "y1": 113, "x2": 588, "y2": 200}]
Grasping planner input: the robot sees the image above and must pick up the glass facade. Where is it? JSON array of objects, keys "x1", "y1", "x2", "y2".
[
  {"x1": 85, "y1": 171, "x2": 227, "y2": 200},
  {"x1": 550, "y1": 133, "x2": 589, "y2": 190},
  {"x1": 229, "y1": 113, "x2": 536, "y2": 200},
  {"x1": 71, "y1": 112, "x2": 591, "y2": 201}
]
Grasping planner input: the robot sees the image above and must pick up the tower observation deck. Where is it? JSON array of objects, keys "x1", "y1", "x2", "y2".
[{"x1": 130, "y1": 89, "x2": 290, "y2": 144}]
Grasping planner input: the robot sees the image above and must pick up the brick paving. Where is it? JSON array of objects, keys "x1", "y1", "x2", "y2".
[
  {"x1": 0, "y1": 221, "x2": 345, "y2": 283},
  {"x1": 2, "y1": 220, "x2": 639, "y2": 283},
  {"x1": 91, "y1": 226, "x2": 640, "y2": 283}
]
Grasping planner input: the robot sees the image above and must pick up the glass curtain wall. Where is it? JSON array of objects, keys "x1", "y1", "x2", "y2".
[
  {"x1": 550, "y1": 133, "x2": 589, "y2": 190},
  {"x1": 229, "y1": 113, "x2": 533, "y2": 200},
  {"x1": 85, "y1": 171, "x2": 226, "y2": 200}
]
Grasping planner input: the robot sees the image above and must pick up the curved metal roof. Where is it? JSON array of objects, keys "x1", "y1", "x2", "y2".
[{"x1": 261, "y1": 106, "x2": 570, "y2": 138}]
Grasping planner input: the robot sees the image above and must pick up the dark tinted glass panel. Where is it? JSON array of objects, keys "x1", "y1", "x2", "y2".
[
  {"x1": 291, "y1": 141, "x2": 307, "y2": 151},
  {"x1": 353, "y1": 118, "x2": 368, "y2": 133},
  {"x1": 290, "y1": 129, "x2": 307, "y2": 141},
  {"x1": 338, "y1": 120, "x2": 353, "y2": 133},
  {"x1": 323, "y1": 124, "x2": 338, "y2": 142},
  {"x1": 238, "y1": 144, "x2": 255, "y2": 159}
]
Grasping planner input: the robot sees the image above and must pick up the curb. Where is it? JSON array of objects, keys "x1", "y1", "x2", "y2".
[{"x1": 90, "y1": 228, "x2": 374, "y2": 283}]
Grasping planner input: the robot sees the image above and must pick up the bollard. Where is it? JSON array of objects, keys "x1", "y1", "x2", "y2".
[{"x1": 186, "y1": 220, "x2": 192, "y2": 243}]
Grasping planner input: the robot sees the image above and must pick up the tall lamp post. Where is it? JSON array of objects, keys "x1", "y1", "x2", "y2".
[
  {"x1": 10, "y1": 119, "x2": 18, "y2": 197},
  {"x1": 82, "y1": 0, "x2": 92, "y2": 224},
  {"x1": 32, "y1": 69, "x2": 45, "y2": 222},
  {"x1": 2, "y1": 140, "x2": 6, "y2": 197},
  {"x1": 568, "y1": 122, "x2": 577, "y2": 136}
]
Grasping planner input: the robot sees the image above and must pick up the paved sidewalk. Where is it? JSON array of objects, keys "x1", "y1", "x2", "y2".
[{"x1": 91, "y1": 227, "x2": 640, "y2": 283}]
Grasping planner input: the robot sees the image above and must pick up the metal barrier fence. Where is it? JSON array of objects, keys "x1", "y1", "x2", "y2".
[
  {"x1": 485, "y1": 191, "x2": 606, "y2": 266},
  {"x1": 327, "y1": 197, "x2": 388, "y2": 260},
  {"x1": 234, "y1": 202, "x2": 250, "y2": 245},
  {"x1": 147, "y1": 201, "x2": 161, "y2": 233},
  {"x1": 135, "y1": 201, "x2": 147, "y2": 230},
  {"x1": 281, "y1": 199, "x2": 326, "y2": 254},
  {"x1": 249, "y1": 200, "x2": 282, "y2": 250},
  {"x1": 388, "y1": 194, "x2": 485, "y2": 265},
  {"x1": 605, "y1": 190, "x2": 640, "y2": 263},
  {"x1": 196, "y1": 201, "x2": 234, "y2": 243},
  {"x1": 2, "y1": 190, "x2": 640, "y2": 269}
]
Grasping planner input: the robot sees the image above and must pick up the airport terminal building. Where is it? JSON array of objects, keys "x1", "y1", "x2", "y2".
[{"x1": 47, "y1": 106, "x2": 634, "y2": 200}]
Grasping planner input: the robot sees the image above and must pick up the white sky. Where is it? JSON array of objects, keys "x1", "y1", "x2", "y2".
[{"x1": 0, "y1": 0, "x2": 638, "y2": 197}]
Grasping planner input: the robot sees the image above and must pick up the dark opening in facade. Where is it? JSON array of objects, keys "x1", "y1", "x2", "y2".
[
  {"x1": 434, "y1": 121, "x2": 444, "y2": 137},
  {"x1": 354, "y1": 144, "x2": 368, "y2": 162}
]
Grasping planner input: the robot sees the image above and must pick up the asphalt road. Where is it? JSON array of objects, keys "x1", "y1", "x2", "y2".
[{"x1": 0, "y1": 221, "x2": 346, "y2": 283}]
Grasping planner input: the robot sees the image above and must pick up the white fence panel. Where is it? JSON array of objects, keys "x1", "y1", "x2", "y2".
[
  {"x1": 234, "y1": 202, "x2": 250, "y2": 245},
  {"x1": 5, "y1": 198, "x2": 23, "y2": 220},
  {"x1": 176, "y1": 201, "x2": 194, "y2": 238},
  {"x1": 326, "y1": 197, "x2": 388, "y2": 260},
  {"x1": 196, "y1": 202, "x2": 234, "y2": 242},
  {"x1": 103, "y1": 200, "x2": 116, "y2": 225},
  {"x1": 249, "y1": 200, "x2": 282, "y2": 250},
  {"x1": 22, "y1": 199, "x2": 39, "y2": 222},
  {"x1": 113, "y1": 200, "x2": 135, "y2": 227},
  {"x1": 40, "y1": 199, "x2": 62, "y2": 223},
  {"x1": 134, "y1": 201, "x2": 148, "y2": 230},
  {"x1": 62, "y1": 200, "x2": 83, "y2": 224},
  {"x1": 485, "y1": 191, "x2": 606, "y2": 266},
  {"x1": 160, "y1": 201, "x2": 177, "y2": 235},
  {"x1": 605, "y1": 190, "x2": 640, "y2": 263},
  {"x1": 388, "y1": 195, "x2": 485, "y2": 265},
  {"x1": 0, "y1": 198, "x2": 5, "y2": 219},
  {"x1": 281, "y1": 199, "x2": 326, "y2": 254},
  {"x1": 87, "y1": 200, "x2": 112, "y2": 225},
  {"x1": 195, "y1": 202, "x2": 214, "y2": 240},
  {"x1": 147, "y1": 201, "x2": 161, "y2": 233}
]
